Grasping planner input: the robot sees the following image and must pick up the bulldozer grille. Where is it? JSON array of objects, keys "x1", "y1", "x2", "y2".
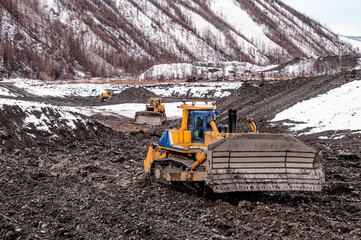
[{"x1": 207, "y1": 150, "x2": 324, "y2": 193}]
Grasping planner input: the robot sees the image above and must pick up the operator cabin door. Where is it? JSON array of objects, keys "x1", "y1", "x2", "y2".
[{"x1": 192, "y1": 113, "x2": 205, "y2": 143}]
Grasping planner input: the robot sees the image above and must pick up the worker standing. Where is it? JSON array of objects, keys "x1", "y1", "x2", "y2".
[{"x1": 246, "y1": 118, "x2": 259, "y2": 133}]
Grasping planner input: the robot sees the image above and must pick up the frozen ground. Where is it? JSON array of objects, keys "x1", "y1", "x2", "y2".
[
  {"x1": 1, "y1": 72, "x2": 361, "y2": 239},
  {"x1": 73, "y1": 102, "x2": 190, "y2": 119},
  {"x1": 272, "y1": 79, "x2": 361, "y2": 135},
  {"x1": 2, "y1": 77, "x2": 361, "y2": 136},
  {"x1": 3, "y1": 78, "x2": 129, "y2": 97},
  {"x1": 0, "y1": 97, "x2": 189, "y2": 125},
  {"x1": 0, "y1": 98, "x2": 90, "y2": 133},
  {"x1": 142, "y1": 82, "x2": 243, "y2": 98},
  {"x1": 0, "y1": 86, "x2": 17, "y2": 97},
  {"x1": 3, "y1": 78, "x2": 242, "y2": 99}
]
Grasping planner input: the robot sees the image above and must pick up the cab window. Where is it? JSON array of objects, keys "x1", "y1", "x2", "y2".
[
  {"x1": 187, "y1": 114, "x2": 192, "y2": 129},
  {"x1": 206, "y1": 114, "x2": 214, "y2": 129},
  {"x1": 192, "y1": 114, "x2": 204, "y2": 142}
]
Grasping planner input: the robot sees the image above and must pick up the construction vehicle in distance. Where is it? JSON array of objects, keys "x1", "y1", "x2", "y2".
[
  {"x1": 144, "y1": 103, "x2": 325, "y2": 193},
  {"x1": 135, "y1": 98, "x2": 166, "y2": 125},
  {"x1": 100, "y1": 89, "x2": 114, "y2": 102},
  {"x1": 338, "y1": 67, "x2": 348, "y2": 74}
]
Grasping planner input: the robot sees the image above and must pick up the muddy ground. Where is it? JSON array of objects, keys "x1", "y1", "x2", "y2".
[{"x1": 1, "y1": 72, "x2": 361, "y2": 239}]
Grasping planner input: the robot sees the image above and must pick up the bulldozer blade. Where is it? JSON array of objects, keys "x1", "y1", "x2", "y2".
[
  {"x1": 206, "y1": 133, "x2": 325, "y2": 193},
  {"x1": 135, "y1": 111, "x2": 164, "y2": 125}
]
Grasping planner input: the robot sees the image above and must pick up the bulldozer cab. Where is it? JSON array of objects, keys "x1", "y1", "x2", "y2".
[
  {"x1": 187, "y1": 110, "x2": 217, "y2": 143},
  {"x1": 146, "y1": 98, "x2": 163, "y2": 112},
  {"x1": 100, "y1": 89, "x2": 114, "y2": 102},
  {"x1": 103, "y1": 89, "x2": 113, "y2": 96}
]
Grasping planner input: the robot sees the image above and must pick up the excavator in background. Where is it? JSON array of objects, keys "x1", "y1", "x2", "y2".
[
  {"x1": 100, "y1": 89, "x2": 114, "y2": 102},
  {"x1": 338, "y1": 67, "x2": 348, "y2": 74},
  {"x1": 338, "y1": 67, "x2": 357, "y2": 79},
  {"x1": 135, "y1": 98, "x2": 167, "y2": 125},
  {"x1": 144, "y1": 103, "x2": 325, "y2": 193}
]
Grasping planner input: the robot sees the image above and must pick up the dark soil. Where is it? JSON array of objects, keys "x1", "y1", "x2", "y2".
[
  {"x1": 110, "y1": 87, "x2": 158, "y2": 103},
  {"x1": 1, "y1": 73, "x2": 361, "y2": 239}
]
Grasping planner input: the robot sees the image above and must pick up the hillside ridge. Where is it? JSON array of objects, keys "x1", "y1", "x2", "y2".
[{"x1": 0, "y1": 0, "x2": 357, "y2": 80}]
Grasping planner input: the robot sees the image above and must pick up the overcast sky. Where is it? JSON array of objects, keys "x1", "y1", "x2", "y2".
[{"x1": 281, "y1": 0, "x2": 361, "y2": 36}]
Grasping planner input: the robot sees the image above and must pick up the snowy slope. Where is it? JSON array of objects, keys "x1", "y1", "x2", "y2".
[
  {"x1": 0, "y1": 98, "x2": 91, "y2": 133},
  {"x1": 340, "y1": 36, "x2": 361, "y2": 54},
  {"x1": 139, "y1": 61, "x2": 276, "y2": 80},
  {"x1": 0, "y1": 87, "x2": 17, "y2": 97},
  {"x1": 5, "y1": 78, "x2": 130, "y2": 97},
  {"x1": 0, "y1": 0, "x2": 356, "y2": 80},
  {"x1": 4, "y1": 78, "x2": 241, "y2": 99},
  {"x1": 140, "y1": 56, "x2": 361, "y2": 80},
  {"x1": 272, "y1": 79, "x2": 361, "y2": 136},
  {"x1": 142, "y1": 82, "x2": 242, "y2": 98}
]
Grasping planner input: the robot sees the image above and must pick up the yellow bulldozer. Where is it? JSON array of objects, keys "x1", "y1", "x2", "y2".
[
  {"x1": 100, "y1": 89, "x2": 114, "y2": 102},
  {"x1": 144, "y1": 103, "x2": 325, "y2": 193},
  {"x1": 135, "y1": 98, "x2": 166, "y2": 125},
  {"x1": 338, "y1": 67, "x2": 348, "y2": 74}
]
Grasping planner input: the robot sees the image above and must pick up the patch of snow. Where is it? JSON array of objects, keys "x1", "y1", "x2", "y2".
[
  {"x1": 0, "y1": 98, "x2": 88, "y2": 132},
  {"x1": 208, "y1": 0, "x2": 276, "y2": 64},
  {"x1": 272, "y1": 80, "x2": 361, "y2": 134},
  {"x1": 340, "y1": 36, "x2": 361, "y2": 53},
  {"x1": 4, "y1": 78, "x2": 129, "y2": 97},
  {"x1": 0, "y1": 87, "x2": 17, "y2": 97},
  {"x1": 356, "y1": 58, "x2": 361, "y2": 70},
  {"x1": 73, "y1": 69, "x2": 86, "y2": 78},
  {"x1": 4, "y1": 78, "x2": 242, "y2": 99},
  {"x1": 318, "y1": 135, "x2": 345, "y2": 140},
  {"x1": 139, "y1": 61, "x2": 277, "y2": 81},
  {"x1": 143, "y1": 82, "x2": 242, "y2": 98}
]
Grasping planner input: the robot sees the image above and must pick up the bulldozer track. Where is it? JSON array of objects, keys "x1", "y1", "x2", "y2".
[
  {"x1": 150, "y1": 158, "x2": 206, "y2": 182},
  {"x1": 152, "y1": 158, "x2": 192, "y2": 170}
]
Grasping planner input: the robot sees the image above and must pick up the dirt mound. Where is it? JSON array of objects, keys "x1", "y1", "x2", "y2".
[
  {"x1": 0, "y1": 104, "x2": 112, "y2": 152},
  {"x1": 1, "y1": 124, "x2": 360, "y2": 239},
  {"x1": 111, "y1": 87, "x2": 158, "y2": 103}
]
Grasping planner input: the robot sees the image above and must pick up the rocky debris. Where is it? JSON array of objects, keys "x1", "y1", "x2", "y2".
[
  {"x1": 0, "y1": 73, "x2": 361, "y2": 239},
  {"x1": 0, "y1": 104, "x2": 112, "y2": 152},
  {"x1": 110, "y1": 87, "x2": 158, "y2": 104}
]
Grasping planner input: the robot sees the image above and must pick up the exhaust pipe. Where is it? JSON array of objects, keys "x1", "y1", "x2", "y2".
[{"x1": 228, "y1": 109, "x2": 237, "y2": 133}]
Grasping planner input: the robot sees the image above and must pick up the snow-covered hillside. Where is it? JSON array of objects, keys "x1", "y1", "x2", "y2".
[
  {"x1": 341, "y1": 36, "x2": 361, "y2": 54},
  {"x1": 0, "y1": 0, "x2": 357, "y2": 80},
  {"x1": 140, "y1": 56, "x2": 361, "y2": 81},
  {"x1": 139, "y1": 61, "x2": 276, "y2": 80},
  {"x1": 272, "y1": 79, "x2": 361, "y2": 136}
]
